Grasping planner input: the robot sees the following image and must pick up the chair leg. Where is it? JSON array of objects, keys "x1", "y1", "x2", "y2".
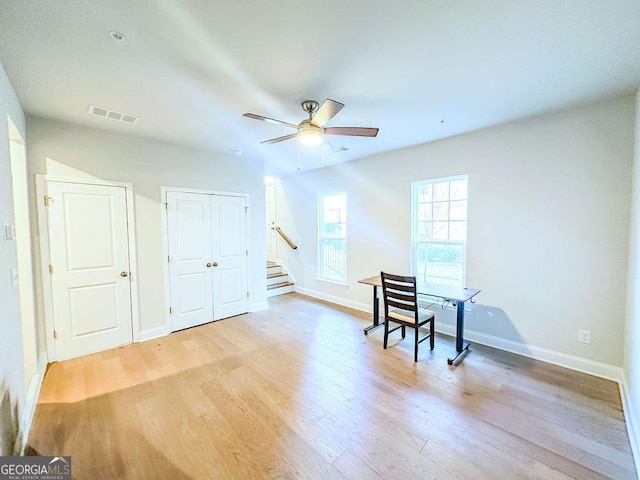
[
  {"x1": 430, "y1": 318, "x2": 435, "y2": 350},
  {"x1": 383, "y1": 319, "x2": 389, "y2": 349},
  {"x1": 414, "y1": 325, "x2": 419, "y2": 362},
  {"x1": 401, "y1": 325, "x2": 406, "y2": 339}
]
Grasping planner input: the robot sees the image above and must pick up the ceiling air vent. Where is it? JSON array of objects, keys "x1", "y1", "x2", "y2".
[{"x1": 88, "y1": 105, "x2": 139, "y2": 124}]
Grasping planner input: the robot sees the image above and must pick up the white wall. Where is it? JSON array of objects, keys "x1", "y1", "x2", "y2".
[
  {"x1": 0, "y1": 61, "x2": 27, "y2": 454},
  {"x1": 278, "y1": 96, "x2": 634, "y2": 371},
  {"x1": 623, "y1": 88, "x2": 640, "y2": 469},
  {"x1": 26, "y1": 117, "x2": 267, "y2": 341}
]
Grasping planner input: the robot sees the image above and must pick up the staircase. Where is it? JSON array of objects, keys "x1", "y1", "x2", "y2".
[{"x1": 267, "y1": 261, "x2": 294, "y2": 297}]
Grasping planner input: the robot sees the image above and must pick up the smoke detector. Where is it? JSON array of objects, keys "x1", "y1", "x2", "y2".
[{"x1": 110, "y1": 31, "x2": 126, "y2": 44}]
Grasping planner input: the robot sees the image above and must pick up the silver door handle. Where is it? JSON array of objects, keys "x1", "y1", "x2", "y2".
[{"x1": 120, "y1": 271, "x2": 129, "y2": 277}]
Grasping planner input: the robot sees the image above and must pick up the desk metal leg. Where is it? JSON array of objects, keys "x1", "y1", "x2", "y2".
[
  {"x1": 364, "y1": 285, "x2": 383, "y2": 335},
  {"x1": 447, "y1": 301, "x2": 470, "y2": 365}
]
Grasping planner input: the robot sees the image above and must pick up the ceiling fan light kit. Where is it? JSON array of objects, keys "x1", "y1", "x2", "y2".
[
  {"x1": 243, "y1": 98, "x2": 379, "y2": 147},
  {"x1": 298, "y1": 121, "x2": 324, "y2": 146}
]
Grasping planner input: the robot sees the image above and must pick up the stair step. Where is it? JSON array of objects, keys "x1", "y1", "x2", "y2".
[
  {"x1": 267, "y1": 272, "x2": 288, "y2": 279},
  {"x1": 267, "y1": 272, "x2": 288, "y2": 287},
  {"x1": 267, "y1": 281, "x2": 294, "y2": 290},
  {"x1": 266, "y1": 262, "x2": 293, "y2": 297}
]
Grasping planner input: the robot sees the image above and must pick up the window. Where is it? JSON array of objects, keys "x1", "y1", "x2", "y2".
[
  {"x1": 318, "y1": 192, "x2": 347, "y2": 282},
  {"x1": 411, "y1": 175, "x2": 468, "y2": 287}
]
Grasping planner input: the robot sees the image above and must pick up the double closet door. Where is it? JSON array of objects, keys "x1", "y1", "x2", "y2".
[{"x1": 166, "y1": 191, "x2": 249, "y2": 331}]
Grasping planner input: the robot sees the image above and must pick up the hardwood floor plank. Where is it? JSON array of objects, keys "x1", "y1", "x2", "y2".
[
  {"x1": 332, "y1": 448, "x2": 382, "y2": 479},
  {"x1": 26, "y1": 293, "x2": 637, "y2": 479}
]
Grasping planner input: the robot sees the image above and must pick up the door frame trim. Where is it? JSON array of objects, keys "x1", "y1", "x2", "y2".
[
  {"x1": 36, "y1": 175, "x2": 141, "y2": 361},
  {"x1": 160, "y1": 186, "x2": 252, "y2": 332}
]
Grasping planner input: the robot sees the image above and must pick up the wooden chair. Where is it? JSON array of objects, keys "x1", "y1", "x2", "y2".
[{"x1": 380, "y1": 272, "x2": 435, "y2": 362}]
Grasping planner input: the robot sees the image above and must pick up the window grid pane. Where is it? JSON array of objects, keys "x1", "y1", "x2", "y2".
[
  {"x1": 321, "y1": 238, "x2": 346, "y2": 281},
  {"x1": 415, "y1": 242, "x2": 464, "y2": 286},
  {"x1": 412, "y1": 176, "x2": 468, "y2": 287},
  {"x1": 450, "y1": 180, "x2": 468, "y2": 200},
  {"x1": 319, "y1": 193, "x2": 347, "y2": 282}
]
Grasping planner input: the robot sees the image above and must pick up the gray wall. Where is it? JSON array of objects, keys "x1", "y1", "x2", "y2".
[
  {"x1": 26, "y1": 117, "x2": 268, "y2": 340},
  {"x1": 0, "y1": 61, "x2": 27, "y2": 455},
  {"x1": 2, "y1": 55, "x2": 638, "y2": 461},
  {"x1": 277, "y1": 96, "x2": 634, "y2": 369},
  {"x1": 624, "y1": 87, "x2": 640, "y2": 468}
]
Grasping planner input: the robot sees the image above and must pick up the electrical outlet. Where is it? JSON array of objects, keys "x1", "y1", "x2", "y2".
[
  {"x1": 578, "y1": 329, "x2": 591, "y2": 344},
  {"x1": 4, "y1": 223, "x2": 15, "y2": 241}
]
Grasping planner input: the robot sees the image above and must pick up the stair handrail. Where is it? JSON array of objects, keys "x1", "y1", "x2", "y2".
[{"x1": 275, "y1": 226, "x2": 298, "y2": 250}]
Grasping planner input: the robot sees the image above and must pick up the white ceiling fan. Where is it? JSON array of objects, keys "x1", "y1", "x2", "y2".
[{"x1": 243, "y1": 99, "x2": 379, "y2": 146}]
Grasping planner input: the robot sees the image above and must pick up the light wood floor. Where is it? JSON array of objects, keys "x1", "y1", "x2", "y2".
[{"x1": 27, "y1": 293, "x2": 636, "y2": 479}]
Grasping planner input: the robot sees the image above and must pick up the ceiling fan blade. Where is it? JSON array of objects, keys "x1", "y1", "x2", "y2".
[
  {"x1": 243, "y1": 113, "x2": 298, "y2": 130},
  {"x1": 310, "y1": 99, "x2": 344, "y2": 127},
  {"x1": 324, "y1": 126, "x2": 379, "y2": 137},
  {"x1": 260, "y1": 133, "x2": 298, "y2": 144}
]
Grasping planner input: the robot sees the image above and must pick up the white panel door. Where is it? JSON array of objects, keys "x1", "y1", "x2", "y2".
[
  {"x1": 211, "y1": 195, "x2": 249, "y2": 320},
  {"x1": 47, "y1": 181, "x2": 133, "y2": 360},
  {"x1": 167, "y1": 192, "x2": 214, "y2": 331}
]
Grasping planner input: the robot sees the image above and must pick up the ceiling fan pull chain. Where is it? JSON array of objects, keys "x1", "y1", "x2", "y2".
[
  {"x1": 322, "y1": 138, "x2": 326, "y2": 169},
  {"x1": 297, "y1": 138, "x2": 301, "y2": 171}
]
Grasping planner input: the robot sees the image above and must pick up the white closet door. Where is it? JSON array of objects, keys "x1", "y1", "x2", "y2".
[
  {"x1": 211, "y1": 195, "x2": 249, "y2": 320},
  {"x1": 167, "y1": 192, "x2": 213, "y2": 331},
  {"x1": 47, "y1": 181, "x2": 133, "y2": 360}
]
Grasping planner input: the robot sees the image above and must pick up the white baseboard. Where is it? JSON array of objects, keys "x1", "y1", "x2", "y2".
[
  {"x1": 304, "y1": 283, "x2": 636, "y2": 469},
  {"x1": 251, "y1": 300, "x2": 270, "y2": 312},
  {"x1": 296, "y1": 287, "x2": 372, "y2": 314},
  {"x1": 298, "y1": 287, "x2": 623, "y2": 382},
  {"x1": 434, "y1": 323, "x2": 623, "y2": 382},
  {"x1": 138, "y1": 325, "x2": 170, "y2": 342},
  {"x1": 138, "y1": 302, "x2": 272, "y2": 341},
  {"x1": 619, "y1": 373, "x2": 640, "y2": 476},
  {"x1": 18, "y1": 374, "x2": 41, "y2": 454},
  {"x1": 18, "y1": 355, "x2": 47, "y2": 454}
]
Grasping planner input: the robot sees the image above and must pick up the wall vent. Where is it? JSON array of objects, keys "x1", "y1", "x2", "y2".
[{"x1": 88, "y1": 105, "x2": 139, "y2": 124}]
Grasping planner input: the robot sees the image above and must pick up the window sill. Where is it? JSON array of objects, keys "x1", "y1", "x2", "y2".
[{"x1": 315, "y1": 278, "x2": 350, "y2": 287}]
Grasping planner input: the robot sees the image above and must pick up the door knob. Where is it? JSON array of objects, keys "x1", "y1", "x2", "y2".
[
  {"x1": 120, "y1": 271, "x2": 129, "y2": 277},
  {"x1": 212, "y1": 262, "x2": 219, "y2": 267},
  {"x1": 206, "y1": 263, "x2": 213, "y2": 268}
]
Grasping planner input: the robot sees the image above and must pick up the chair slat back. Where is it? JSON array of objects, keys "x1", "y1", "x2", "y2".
[{"x1": 381, "y1": 272, "x2": 418, "y2": 317}]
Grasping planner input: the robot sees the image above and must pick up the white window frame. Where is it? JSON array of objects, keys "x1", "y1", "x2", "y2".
[
  {"x1": 411, "y1": 175, "x2": 468, "y2": 287},
  {"x1": 318, "y1": 192, "x2": 347, "y2": 284}
]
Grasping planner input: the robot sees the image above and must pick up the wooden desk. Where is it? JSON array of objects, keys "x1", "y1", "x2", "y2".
[{"x1": 358, "y1": 275, "x2": 481, "y2": 365}]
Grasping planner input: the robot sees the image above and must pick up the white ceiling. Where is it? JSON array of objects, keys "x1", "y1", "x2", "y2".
[{"x1": 1, "y1": 1, "x2": 639, "y2": 176}]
